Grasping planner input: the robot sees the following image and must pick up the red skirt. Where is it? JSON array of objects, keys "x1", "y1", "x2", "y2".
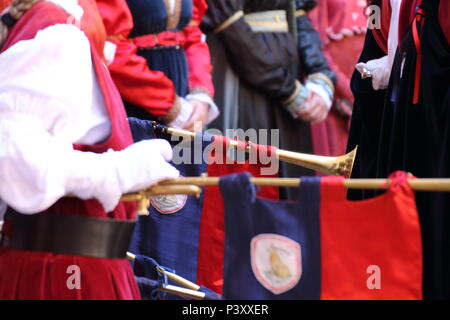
[{"x1": 0, "y1": 246, "x2": 141, "y2": 300}]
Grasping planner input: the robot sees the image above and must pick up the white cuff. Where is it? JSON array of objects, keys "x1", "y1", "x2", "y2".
[
  {"x1": 168, "y1": 97, "x2": 194, "y2": 129},
  {"x1": 186, "y1": 93, "x2": 220, "y2": 125},
  {"x1": 66, "y1": 140, "x2": 179, "y2": 213},
  {"x1": 305, "y1": 81, "x2": 332, "y2": 110}
]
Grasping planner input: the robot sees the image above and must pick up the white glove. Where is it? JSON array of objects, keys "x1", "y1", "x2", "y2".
[
  {"x1": 356, "y1": 55, "x2": 390, "y2": 91},
  {"x1": 67, "y1": 139, "x2": 180, "y2": 212},
  {"x1": 110, "y1": 139, "x2": 180, "y2": 194}
]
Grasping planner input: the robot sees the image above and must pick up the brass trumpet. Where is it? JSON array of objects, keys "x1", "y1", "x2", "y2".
[
  {"x1": 163, "y1": 125, "x2": 358, "y2": 178},
  {"x1": 119, "y1": 124, "x2": 359, "y2": 215},
  {"x1": 275, "y1": 146, "x2": 358, "y2": 178}
]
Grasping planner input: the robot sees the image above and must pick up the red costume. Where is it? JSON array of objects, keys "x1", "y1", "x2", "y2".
[
  {"x1": 0, "y1": 0, "x2": 10, "y2": 11},
  {"x1": 308, "y1": 0, "x2": 367, "y2": 157},
  {"x1": 0, "y1": 0, "x2": 140, "y2": 299},
  {"x1": 95, "y1": 0, "x2": 214, "y2": 119}
]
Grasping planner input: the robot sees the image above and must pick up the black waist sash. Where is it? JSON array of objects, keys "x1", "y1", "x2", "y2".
[{"x1": 0, "y1": 210, "x2": 135, "y2": 259}]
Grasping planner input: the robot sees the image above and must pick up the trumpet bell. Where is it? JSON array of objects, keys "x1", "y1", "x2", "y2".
[{"x1": 277, "y1": 146, "x2": 358, "y2": 178}]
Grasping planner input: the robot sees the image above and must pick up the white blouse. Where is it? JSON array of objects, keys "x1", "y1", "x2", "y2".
[
  {"x1": 0, "y1": 0, "x2": 183, "y2": 223},
  {"x1": 0, "y1": 23, "x2": 112, "y2": 217},
  {"x1": 0, "y1": 20, "x2": 181, "y2": 220}
]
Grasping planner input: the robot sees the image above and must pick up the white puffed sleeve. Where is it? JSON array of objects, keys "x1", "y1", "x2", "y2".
[{"x1": 0, "y1": 24, "x2": 179, "y2": 215}]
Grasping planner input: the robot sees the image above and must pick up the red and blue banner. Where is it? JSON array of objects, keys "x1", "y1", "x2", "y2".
[
  {"x1": 128, "y1": 118, "x2": 278, "y2": 296},
  {"x1": 219, "y1": 171, "x2": 423, "y2": 299}
]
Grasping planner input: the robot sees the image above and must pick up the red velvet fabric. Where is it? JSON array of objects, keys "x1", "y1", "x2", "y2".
[
  {"x1": 398, "y1": 0, "x2": 422, "y2": 45},
  {"x1": 0, "y1": 1, "x2": 139, "y2": 300},
  {"x1": 0, "y1": 0, "x2": 10, "y2": 12},
  {"x1": 371, "y1": 0, "x2": 391, "y2": 54},
  {"x1": 0, "y1": 248, "x2": 140, "y2": 300},
  {"x1": 308, "y1": 0, "x2": 366, "y2": 157},
  {"x1": 95, "y1": 0, "x2": 214, "y2": 118},
  {"x1": 196, "y1": 140, "x2": 279, "y2": 294},
  {"x1": 321, "y1": 172, "x2": 422, "y2": 299},
  {"x1": 438, "y1": 0, "x2": 450, "y2": 45},
  {"x1": 397, "y1": 0, "x2": 450, "y2": 46}
]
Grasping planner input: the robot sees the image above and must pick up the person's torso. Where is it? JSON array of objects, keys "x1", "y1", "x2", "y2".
[
  {"x1": 2, "y1": 1, "x2": 136, "y2": 220},
  {"x1": 126, "y1": 0, "x2": 193, "y2": 37}
]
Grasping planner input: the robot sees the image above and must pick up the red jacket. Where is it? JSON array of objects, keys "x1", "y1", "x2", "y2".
[
  {"x1": 0, "y1": 0, "x2": 10, "y2": 11},
  {"x1": 95, "y1": 0, "x2": 214, "y2": 118}
]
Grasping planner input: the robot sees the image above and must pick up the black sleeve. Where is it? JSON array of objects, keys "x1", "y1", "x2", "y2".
[
  {"x1": 202, "y1": 0, "x2": 298, "y2": 102},
  {"x1": 295, "y1": 0, "x2": 317, "y2": 12},
  {"x1": 296, "y1": 0, "x2": 337, "y2": 83}
]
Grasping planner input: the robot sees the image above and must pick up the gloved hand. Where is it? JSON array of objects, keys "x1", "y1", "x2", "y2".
[
  {"x1": 356, "y1": 55, "x2": 390, "y2": 91},
  {"x1": 202, "y1": 0, "x2": 243, "y2": 32},
  {"x1": 75, "y1": 139, "x2": 180, "y2": 213}
]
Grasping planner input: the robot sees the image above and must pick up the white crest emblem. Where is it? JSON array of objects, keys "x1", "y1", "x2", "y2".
[
  {"x1": 150, "y1": 194, "x2": 187, "y2": 215},
  {"x1": 250, "y1": 234, "x2": 302, "y2": 295}
]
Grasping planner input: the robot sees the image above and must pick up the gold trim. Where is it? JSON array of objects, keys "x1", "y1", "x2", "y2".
[
  {"x1": 188, "y1": 19, "x2": 199, "y2": 27},
  {"x1": 245, "y1": 21, "x2": 288, "y2": 30},
  {"x1": 244, "y1": 10, "x2": 289, "y2": 33},
  {"x1": 295, "y1": 9, "x2": 306, "y2": 17},
  {"x1": 171, "y1": 0, "x2": 182, "y2": 30},
  {"x1": 213, "y1": 10, "x2": 244, "y2": 34},
  {"x1": 164, "y1": 0, "x2": 176, "y2": 30},
  {"x1": 106, "y1": 34, "x2": 124, "y2": 41},
  {"x1": 308, "y1": 73, "x2": 335, "y2": 93},
  {"x1": 282, "y1": 80, "x2": 302, "y2": 105}
]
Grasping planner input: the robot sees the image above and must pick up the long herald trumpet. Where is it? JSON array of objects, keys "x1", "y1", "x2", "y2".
[
  {"x1": 126, "y1": 177, "x2": 450, "y2": 215},
  {"x1": 160, "y1": 124, "x2": 358, "y2": 178},
  {"x1": 122, "y1": 123, "x2": 360, "y2": 215}
]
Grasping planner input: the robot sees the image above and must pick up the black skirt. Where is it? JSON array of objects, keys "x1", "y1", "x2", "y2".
[
  {"x1": 346, "y1": 30, "x2": 388, "y2": 200},
  {"x1": 375, "y1": 0, "x2": 450, "y2": 299}
]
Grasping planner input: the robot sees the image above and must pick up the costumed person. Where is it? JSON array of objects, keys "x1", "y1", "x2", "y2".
[
  {"x1": 95, "y1": 0, "x2": 218, "y2": 132},
  {"x1": 346, "y1": 0, "x2": 392, "y2": 200},
  {"x1": 202, "y1": 0, "x2": 335, "y2": 199},
  {"x1": 0, "y1": 0, "x2": 180, "y2": 299},
  {"x1": 307, "y1": 0, "x2": 367, "y2": 157},
  {"x1": 349, "y1": 0, "x2": 450, "y2": 299}
]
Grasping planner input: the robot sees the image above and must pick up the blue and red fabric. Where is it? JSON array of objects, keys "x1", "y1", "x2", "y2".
[
  {"x1": 127, "y1": 118, "x2": 279, "y2": 298},
  {"x1": 96, "y1": 0, "x2": 214, "y2": 118},
  {"x1": 220, "y1": 171, "x2": 422, "y2": 299},
  {"x1": 132, "y1": 254, "x2": 221, "y2": 300}
]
